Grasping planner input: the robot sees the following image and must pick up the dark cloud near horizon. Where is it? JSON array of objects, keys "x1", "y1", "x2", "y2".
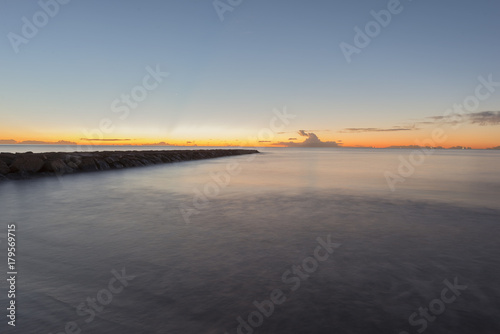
[
  {"x1": 1, "y1": 139, "x2": 77, "y2": 145},
  {"x1": 142, "y1": 141, "x2": 172, "y2": 146},
  {"x1": 0, "y1": 139, "x2": 17, "y2": 144},
  {"x1": 81, "y1": 138, "x2": 131, "y2": 142},
  {"x1": 274, "y1": 131, "x2": 341, "y2": 147}
]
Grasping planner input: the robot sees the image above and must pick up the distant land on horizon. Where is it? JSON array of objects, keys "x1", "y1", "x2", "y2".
[{"x1": 0, "y1": 141, "x2": 499, "y2": 150}]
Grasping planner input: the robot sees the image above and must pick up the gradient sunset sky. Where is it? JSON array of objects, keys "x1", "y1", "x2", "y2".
[{"x1": 1, "y1": 0, "x2": 499, "y2": 148}]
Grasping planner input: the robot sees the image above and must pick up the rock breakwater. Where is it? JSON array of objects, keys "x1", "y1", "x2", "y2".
[{"x1": 0, "y1": 149, "x2": 259, "y2": 181}]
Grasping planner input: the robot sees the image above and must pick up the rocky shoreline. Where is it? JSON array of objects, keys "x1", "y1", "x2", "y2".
[{"x1": 0, "y1": 149, "x2": 259, "y2": 181}]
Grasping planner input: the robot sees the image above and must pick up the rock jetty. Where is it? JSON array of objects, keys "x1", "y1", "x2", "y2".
[{"x1": 0, "y1": 149, "x2": 259, "y2": 181}]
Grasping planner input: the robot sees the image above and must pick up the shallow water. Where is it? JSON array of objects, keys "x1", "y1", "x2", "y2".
[{"x1": 0, "y1": 147, "x2": 499, "y2": 333}]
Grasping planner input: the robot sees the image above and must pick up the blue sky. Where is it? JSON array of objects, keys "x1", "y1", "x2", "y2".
[{"x1": 1, "y1": 0, "x2": 499, "y2": 147}]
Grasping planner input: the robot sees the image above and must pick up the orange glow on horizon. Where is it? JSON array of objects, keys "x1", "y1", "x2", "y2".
[
  {"x1": 0, "y1": 137, "x2": 497, "y2": 149},
  {"x1": 1, "y1": 125, "x2": 498, "y2": 150}
]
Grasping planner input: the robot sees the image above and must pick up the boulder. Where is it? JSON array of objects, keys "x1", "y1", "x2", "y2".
[
  {"x1": 0, "y1": 153, "x2": 16, "y2": 166},
  {"x1": 130, "y1": 160, "x2": 145, "y2": 167},
  {"x1": 140, "y1": 158, "x2": 152, "y2": 166},
  {"x1": 42, "y1": 159, "x2": 73, "y2": 174},
  {"x1": 70, "y1": 156, "x2": 82, "y2": 165},
  {"x1": 67, "y1": 162, "x2": 79, "y2": 169},
  {"x1": 79, "y1": 158, "x2": 98, "y2": 171},
  {"x1": 111, "y1": 161, "x2": 125, "y2": 169},
  {"x1": 104, "y1": 156, "x2": 117, "y2": 164},
  {"x1": 149, "y1": 156, "x2": 162, "y2": 164},
  {"x1": 94, "y1": 159, "x2": 111, "y2": 170},
  {"x1": 9, "y1": 156, "x2": 44, "y2": 173},
  {"x1": 64, "y1": 154, "x2": 74, "y2": 163},
  {"x1": 0, "y1": 160, "x2": 9, "y2": 174},
  {"x1": 120, "y1": 158, "x2": 137, "y2": 168}
]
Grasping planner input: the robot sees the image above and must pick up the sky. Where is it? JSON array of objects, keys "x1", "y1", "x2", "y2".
[{"x1": 1, "y1": 0, "x2": 499, "y2": 148}]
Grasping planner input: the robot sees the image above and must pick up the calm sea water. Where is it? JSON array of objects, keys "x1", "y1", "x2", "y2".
[{"x1": 0, "y1": 146, "x2": 499, "y2": 333}]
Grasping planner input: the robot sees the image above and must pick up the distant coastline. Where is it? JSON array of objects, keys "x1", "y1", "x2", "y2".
[{"x1": 0, "y1": 143, "x2": 499, "y2": 151}]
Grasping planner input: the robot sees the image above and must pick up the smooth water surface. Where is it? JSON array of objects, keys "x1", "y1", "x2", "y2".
[{"x1": 0, "y1": 147, "x2": 499, "y2": 333}]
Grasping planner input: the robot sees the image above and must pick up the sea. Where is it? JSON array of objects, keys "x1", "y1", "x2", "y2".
[{"x1": 0, "y1": 145, "x2": 499, "y2": 333}]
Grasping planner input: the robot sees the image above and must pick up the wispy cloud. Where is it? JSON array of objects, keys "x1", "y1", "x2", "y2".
[
  {"x1": 468, "y1": 111, "x2": 500, "y2": 125},
  {"x1": 341, "y1": 111, "x2": 500, "y2": 136},
  {"x1": 339, "y1": 126, "x2": 417, "y2": 133},
  {"x1": 419, "y1": 111, "x2": 500, "y2": 126}
]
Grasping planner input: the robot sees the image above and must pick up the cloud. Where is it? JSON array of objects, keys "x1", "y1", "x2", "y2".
[
  {"x1": 20, "y1": 140, "x2": 49, "y2": 144},
  {"x1": 258, "y1": 140, "x2": 271, "y2": 143},
  {"x1": 468, "y1": 111, "x2": 500, "y2": 125},
  {"x1": 340, "y1": 110, "x2": 500, "y2": 139},
  {"x1": 420, "y1": 111, "x2": 500, "y2": 126},
  {"x1": 384, "y1": 145, "x2": 432, "y2": 149},
  {"x1": 0, "y1": 139, "x2": 17, "y2": 144},
  {"x1": 273, "y1": 131, "x2": 341, "y2": 147},
  {"x1": 16, "y1": 140, "x2": 78, "y2": 145},
  {"x1": 2, "y1": 139, "x2": 79, "y2": 145},
  {"x1": 339, "y1": 126, "x2": 416, "y2": 133},
  {"x1": 142, "y1": 141, "x2": 172, "y2": 146},
  {"x1": 288, "y1": 137, "x2": 297, "y2": 140},
  {"x1": 55, "y1": 140, "x2": 78, "y2": 145},
  {"x1": 80, "y1": 138, "x2": 131, "y2": 141}
]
